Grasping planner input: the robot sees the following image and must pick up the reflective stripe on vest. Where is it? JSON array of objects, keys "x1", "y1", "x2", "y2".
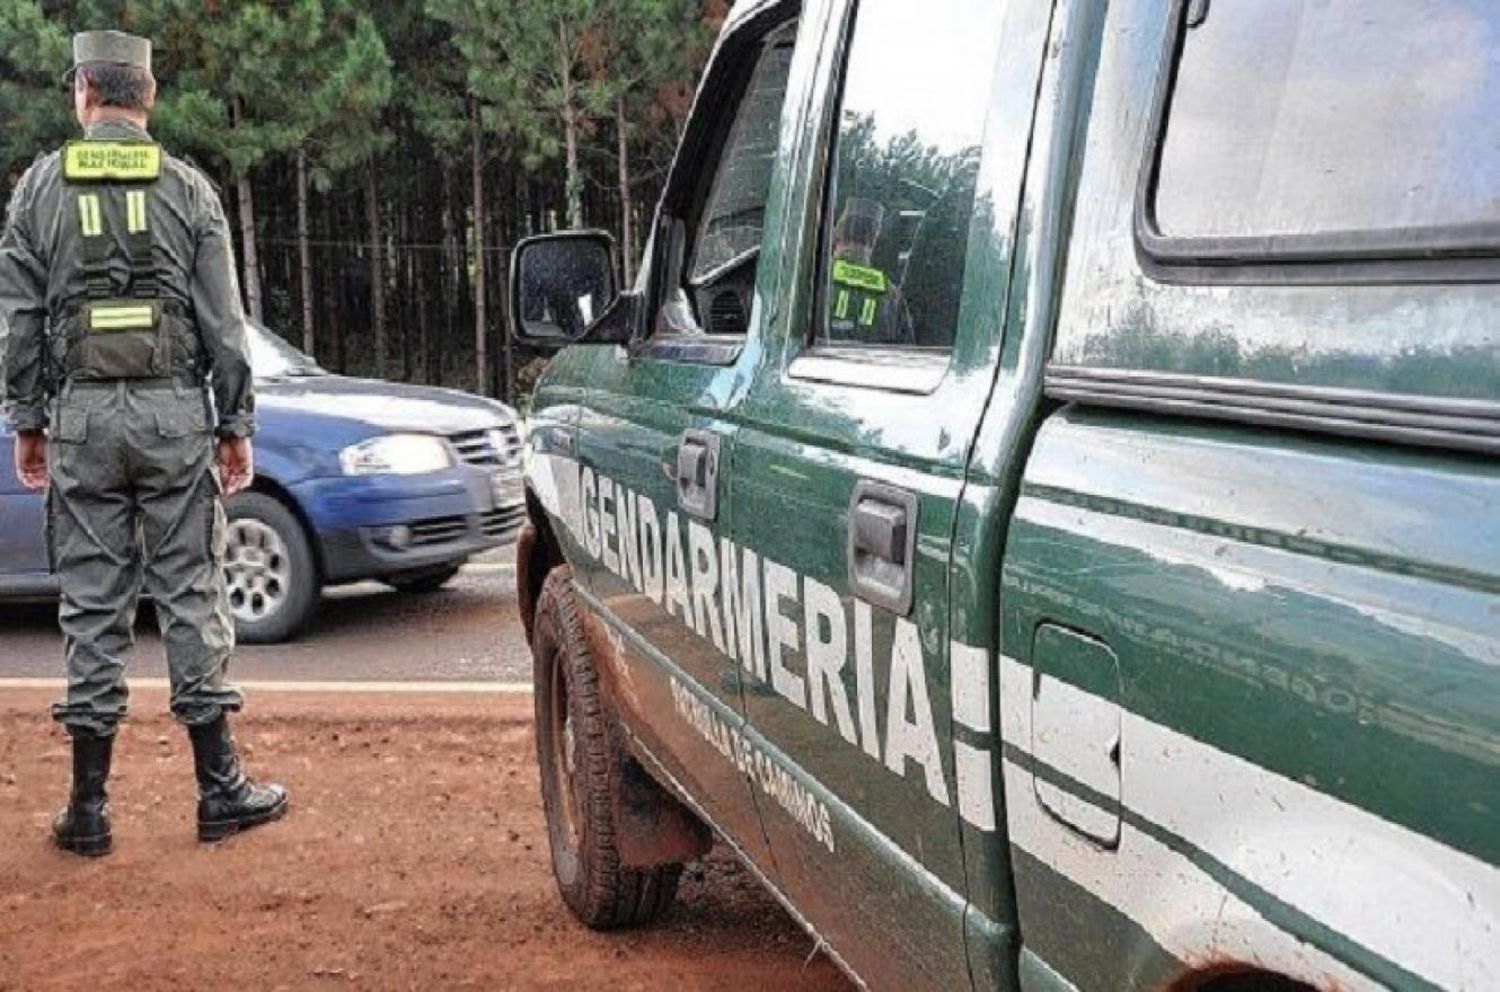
[
  {"x1": 860, "y1": 297, "x2": 878, "y2": 327},
  {"x1": 126, "y1": 190, "x2": 148, "y2": 234},
  {"x1": 88, "y1": 303, "x2": 158, "y2": 332},
  {"x1": 77, "y1": 194, "x2": 103, "y2": 238}
]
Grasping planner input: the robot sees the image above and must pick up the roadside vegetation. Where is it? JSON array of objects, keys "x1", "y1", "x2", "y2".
[{"x1": 0, "y1": 0, "x2": 726, "y2": 401}]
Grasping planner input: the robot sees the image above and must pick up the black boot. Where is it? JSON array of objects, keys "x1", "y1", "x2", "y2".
[
  {"x1": 53, "y1": 730, "x2": 113, "y2": 857},
  {"x1": 188, "y1": 715, "x2": 288, "y2": 842}
]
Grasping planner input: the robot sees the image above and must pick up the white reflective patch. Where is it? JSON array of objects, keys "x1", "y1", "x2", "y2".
[
  {"x1": 764, "y1": 559, "x2": 805, "y2": 708},
  {"x1": 636, "y1": 493, "x2": 664, "y2": 604},
  {"x1": 1003, "y1": 757, "x2": 1377, "y2": 991},
  {"x1": 854, "y1": 601, "x2": 882, "y2": 761},
  {"x1": 955, "y1": 740, "x2": 995, "y2": 831},
  {"x1": 1001, "y1": 656, "x2": 1500, "y2": 991},
  {"x1": 664, "y1": 510, "x2": 693, "y2": 629},
  {"x1": 885, "y1": 619, "x2": 949, "y2": 807},
  {"x1": 581, "y1": 467, "x2": 601, "y2": 558},
  {"x1": 688, "y1": 521, "x2": 728, "y2": 653},
  {"x1": 1032, "y1": 671, "x2": 1121, "y2": 847},
  {"x1": 721, "y1": 539, "x2": 766, "y2": 680},
  {"x1": 951, "y1": 641, "x2": 991, "y2": 733},
  {"x1": 804, "y1": 576, "x2": 857, "y2": 746},
  {"x1": 598, "y1": 475, "x2": 620, "y2": 575}
]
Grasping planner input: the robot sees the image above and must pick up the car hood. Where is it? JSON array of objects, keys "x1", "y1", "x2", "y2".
[{"x1": 256, "y1": 374, "x2": 515, "y2": 435}]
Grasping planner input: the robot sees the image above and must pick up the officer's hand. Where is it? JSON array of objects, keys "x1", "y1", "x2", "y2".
[
  {"x1": 15, "y1": 430, "x2": 48, "y2": 491},
  {"x1": 216, "y1": 437, "x2": 254, "y2": 496}
]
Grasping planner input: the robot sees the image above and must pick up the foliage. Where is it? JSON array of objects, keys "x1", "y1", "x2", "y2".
[{"x1": 0, "y1": 0, "x2": 718, "y2": 397}]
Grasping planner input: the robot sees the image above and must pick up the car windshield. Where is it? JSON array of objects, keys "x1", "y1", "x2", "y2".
[{"x1": 246, "y1": 323, "x2": 327, "y2": 379}]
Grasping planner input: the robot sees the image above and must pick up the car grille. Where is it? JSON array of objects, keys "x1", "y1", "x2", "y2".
[
  {"x1": 449, "y1": 426, "x2": 522, "y2": 467},
  {"x1": 409, "y1": 515, "x2": 468, "y2": 548},
  {"x1": 480, "y1": 504, "x2": 526, "y2": 541}
]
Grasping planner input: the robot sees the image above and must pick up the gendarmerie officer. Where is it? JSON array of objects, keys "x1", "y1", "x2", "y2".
[{"x1": 0, "y1": 30, "x2": 287, "y2": 856}]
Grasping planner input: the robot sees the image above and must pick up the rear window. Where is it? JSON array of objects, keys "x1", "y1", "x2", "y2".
[{"x1": 1148, "y1": 0, "x2": 1500, "y2": 250}]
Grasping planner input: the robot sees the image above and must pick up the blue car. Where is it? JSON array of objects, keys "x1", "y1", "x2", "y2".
[{"x1": 1, "y1": 322, "x2": 525, "y2": 643}]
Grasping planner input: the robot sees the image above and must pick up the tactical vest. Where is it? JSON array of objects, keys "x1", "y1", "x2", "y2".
[
  {"x1": 55, "y1": 139, "x2": 195, "y2": 382},
  {"x1": 830, "y1": 258, "x2": 889, "y2": 336}
]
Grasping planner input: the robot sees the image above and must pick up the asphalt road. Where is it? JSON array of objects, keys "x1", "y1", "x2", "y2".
[{"x1": 0, "y1": 548, "x2": 532, "y2": 684}]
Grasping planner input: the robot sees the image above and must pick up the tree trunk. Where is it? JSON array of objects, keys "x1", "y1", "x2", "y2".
[
  {"x1": 440, "y1": 166, "x2": 457, "y2": 388},
  {"x1": 470, "y1": 98, "x2": 489, "y2": 397},
  {"x1": 365, "y1": 164, "x2": 386, "y2": 378},
  {"x1": 495, "y1": 165, "x2": 515, "y2": 403},
  {"x1": 296, "y1": 149, "x2": 314, "y2": 355},
  {"x1": 231, "y1": 99, "x2": 263, "y2": 322},
  {"x1": 616, "y1": 93, "x2": 635, "y2": 286},
  {"x1": 559, "y1": 20, "x2": 583, "y2": 230}
]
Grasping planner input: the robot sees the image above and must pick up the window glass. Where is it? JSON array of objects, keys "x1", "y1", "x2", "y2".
[
  {"x1": 688, "y1": 28, "x2": 796, "y2": 282},
  {"x1": 246, "y1": 322, "x2": 325, "y2": 379},
  {"x1": 817, "y1": 1, "x2": 1000, "y2": 351},
  {"x1": 1154, "y1": 0, "x2": 1500, "y2": 242}
]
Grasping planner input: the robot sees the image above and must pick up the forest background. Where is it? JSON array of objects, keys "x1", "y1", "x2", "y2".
[{"x1": 1, "y1": 0, "x2": 726, "y2": 402}]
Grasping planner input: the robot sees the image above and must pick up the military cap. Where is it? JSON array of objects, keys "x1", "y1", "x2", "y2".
[{"x1": 70, "y1": 30, "x2": 152, "y2": 74}]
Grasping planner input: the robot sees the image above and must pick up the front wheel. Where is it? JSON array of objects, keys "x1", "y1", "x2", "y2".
[
  {"x1": 223, "y1": 493, "x2": 319, "y2": 644},
  {"x1": 533, "y1": 566, "x2": 682, "y2": 929}
]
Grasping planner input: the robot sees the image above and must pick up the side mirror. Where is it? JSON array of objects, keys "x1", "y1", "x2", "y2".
[{"x1": 509, "y1": 231, "x2": 622, "y2": 348}]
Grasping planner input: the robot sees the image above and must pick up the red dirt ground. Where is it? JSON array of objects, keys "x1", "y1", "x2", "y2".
[{"x1": 0, "y1": 689, "x2": 854, "y2": 991}]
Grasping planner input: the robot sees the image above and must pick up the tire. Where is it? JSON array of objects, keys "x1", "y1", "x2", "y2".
[
  {"x1": 532, "y1": 566, "x2": 682, "y2": 929},
  {"x1": 382, "y1": 563, "x2": 462, "y2": 594},
  {"x1": 223, "y1": 493, "x2": 319, "y2": 645}
]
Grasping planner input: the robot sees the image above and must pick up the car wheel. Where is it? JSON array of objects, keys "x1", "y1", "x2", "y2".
[
  {"x1": 533, "y1": 565, "x2": 682, "y2": 929},
  {"x1": 224, "y1": 493, "x2": 318, "y2": 645},
  {"x1": 383, "y1": 563, "x2": 462, "y2": 594}
]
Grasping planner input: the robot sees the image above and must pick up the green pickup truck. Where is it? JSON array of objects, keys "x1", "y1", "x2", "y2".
[{"x1": 509, "y1": 0, "x2": 1500, "y2": 989}]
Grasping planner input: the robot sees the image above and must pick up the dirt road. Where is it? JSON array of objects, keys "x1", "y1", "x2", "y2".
[{"x1": 0, "y1": 688, "x2": 853, "y2": 992}]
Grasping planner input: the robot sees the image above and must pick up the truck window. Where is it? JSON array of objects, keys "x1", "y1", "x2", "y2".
[
  {"x1": 814, "y1": 1, "x2": 999, "y2": 352},
  {"x1": 1148, "y1": 0, "x2": 1500, "y2": 254},
  {"x1": 689, "y1": 31, "x2": 795, "y2": 283}
]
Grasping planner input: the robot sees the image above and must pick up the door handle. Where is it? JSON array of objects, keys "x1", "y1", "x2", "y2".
[
  {"x1": 848, "y1": 481, "x2": 917, "y2": 615},
  {"x1": 676, "y1": 429, "x2": 721, "y2": 521}
]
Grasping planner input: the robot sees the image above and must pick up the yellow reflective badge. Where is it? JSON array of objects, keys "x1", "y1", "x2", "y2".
[
  {"x1": 831, "y1": 259, "x2": 888, "y2": 294},
  {"x1": 63, "y1": 141, "x2": 162, "y2": 182}
]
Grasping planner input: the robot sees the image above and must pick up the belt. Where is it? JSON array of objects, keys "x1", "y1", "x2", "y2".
[{"x1": 65, "y1": 375, "x2": 203, "y2": 391}]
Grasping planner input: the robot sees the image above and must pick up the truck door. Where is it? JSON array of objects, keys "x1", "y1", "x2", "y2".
[
  {"x1": 564, "y1": 3, "x2": 816, "y2": 887},
  {"x1": 722, "y1": 0, "x2": 1052, "y2": 986}
]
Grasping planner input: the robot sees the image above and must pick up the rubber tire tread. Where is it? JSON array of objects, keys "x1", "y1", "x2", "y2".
[
  {"x1": 226, "y1": 492, "x2": 319, "y2": 645},
  {"x1": 533, "y1": 566, "x2": 682, "y2": 929}
]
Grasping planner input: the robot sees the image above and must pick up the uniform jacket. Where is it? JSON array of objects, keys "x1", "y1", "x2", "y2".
[{"x1": 0, "y1": 119, "x2": 254, "y2": 438}]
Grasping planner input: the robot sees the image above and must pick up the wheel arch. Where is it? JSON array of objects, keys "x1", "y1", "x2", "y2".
[
  {"x1": 244, "y1": 474, "x2": 325, "y2": 586},
  {"x1": 517, "y1": 486, "x2": 566, "y2": 647}
]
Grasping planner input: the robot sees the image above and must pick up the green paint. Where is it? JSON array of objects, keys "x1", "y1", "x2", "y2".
[{"x1": 520, "y1": 0, "x2": 1500, "y2": 987}]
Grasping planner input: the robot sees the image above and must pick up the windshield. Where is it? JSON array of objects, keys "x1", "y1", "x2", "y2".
[{"x1": 246, "y1": 323, "x2": 326, "y2": 379}]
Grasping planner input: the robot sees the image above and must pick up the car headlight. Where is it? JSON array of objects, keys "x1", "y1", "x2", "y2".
[{"x1": 339, "y1": 434, "x2": 453, "y2": 476}]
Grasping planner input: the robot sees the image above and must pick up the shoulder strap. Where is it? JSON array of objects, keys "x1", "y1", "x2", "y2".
[{"x1": 74, "y1": 190, "x2": 112, "y2": 301}]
